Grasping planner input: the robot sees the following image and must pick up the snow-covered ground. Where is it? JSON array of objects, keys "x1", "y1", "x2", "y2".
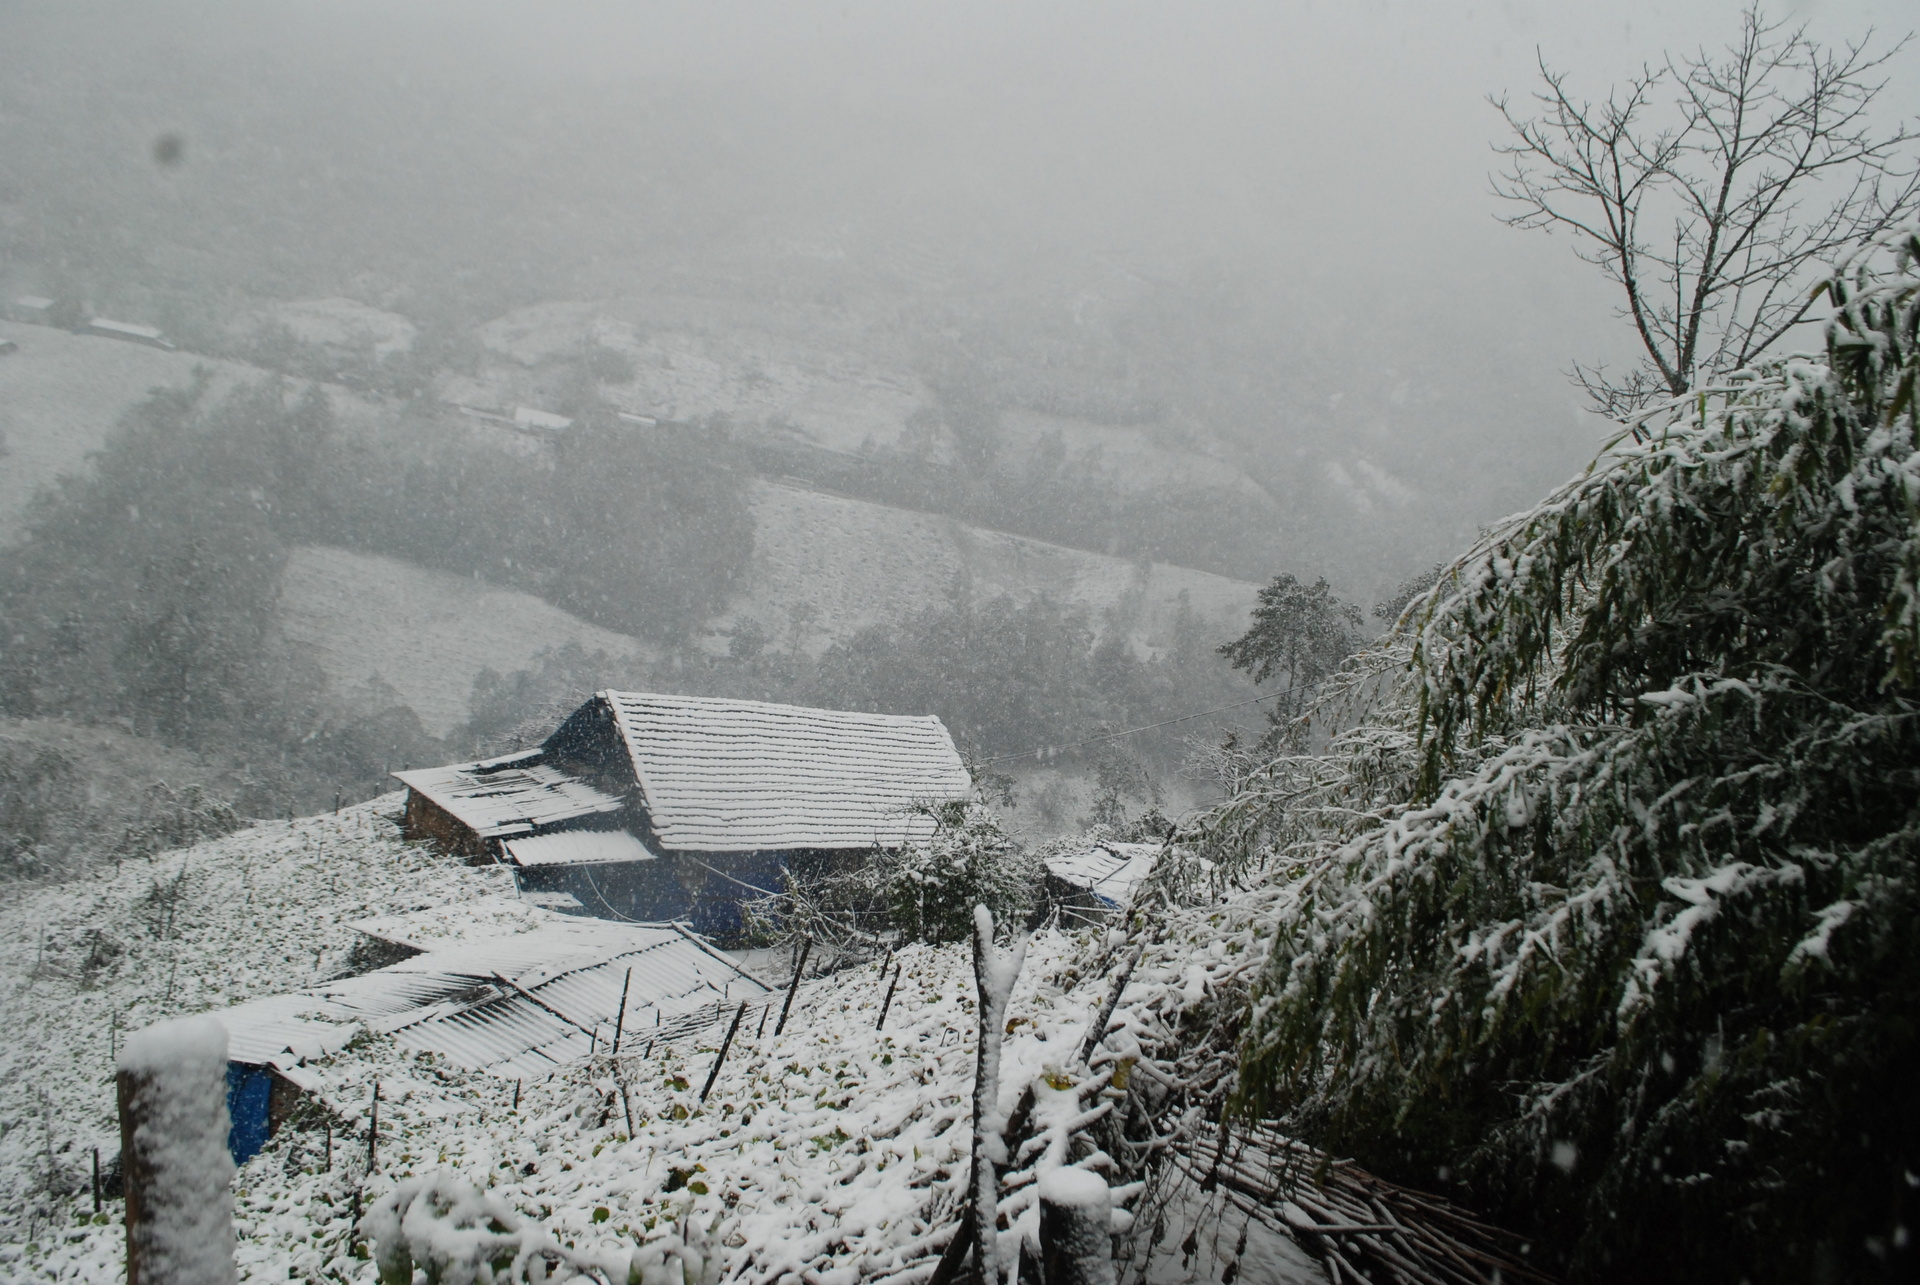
[
  {"x1": 0, "y1": 797, "x2": 1325, "y2": 1285},
  {"x1": 0, "y1": 799, "x2": 509, "y2": 1257},
  {"x1": 275, "y1": 546, "x2": 658, "y2": 739}
]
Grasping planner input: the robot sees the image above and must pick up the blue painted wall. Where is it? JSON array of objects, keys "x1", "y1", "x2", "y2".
[{"x1": 225, "y1": 1062, "x2": 272, "y2": 1164}]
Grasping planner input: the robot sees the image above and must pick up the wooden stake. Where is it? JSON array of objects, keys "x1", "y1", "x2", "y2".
[
  {"x1": 756, "y1": 1003, "x2": 771, "y2": 1039},
  {"x1": 1077, "y1": 941, "x2": 1146, "y2": 1069},
  {"x1": 367, "y1": 1082, "x2": 379, "y2": 1172},
  {"x1": 877, "y1": 964, "x2": 903, "y2": 1031},
  {"x1": 91, "y1": 1147, "x2": 101, "y2": 1213},
  {"x1": 324, "y1": 1122, "x2": 332, "y2": 1172},
  {"x1": 513, "y1": 1079, "x2": 522, "y2": 1112},
  {"x1": 611, "y1": 966, "x2": 633, "y2": 1055},
  {"x1": 774, "y1": 937, "x2": 812, "y2": 1037},
  {"x1": 700, "y1": 1002, "x2": 749, "y2": 1103}
]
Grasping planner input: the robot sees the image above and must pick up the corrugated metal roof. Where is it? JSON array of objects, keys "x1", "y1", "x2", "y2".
[
  {"x1": 205, "y1": 917, "x2": 768, "y2": 1077},
  {"x1": 1043, "y1": 842, "x2": 1165, "y2": 907},
  {"x1": 392, "y1": 751, "x2": 624, "y2": 840},
  {"x1": 504, "y1": 829, "x2": 657, "y2": 867},
  {"x1": 601, "y1": 691, "x2": 972, "y2": 852}
]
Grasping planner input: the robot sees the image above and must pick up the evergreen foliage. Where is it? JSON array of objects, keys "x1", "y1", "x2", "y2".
[
  {"x1": 1217, "y1": 572, "x2": 1363, "y2": 724},
  {"x1": 1215, "y1": 229, "x2": 1920, "y2": 1282}
]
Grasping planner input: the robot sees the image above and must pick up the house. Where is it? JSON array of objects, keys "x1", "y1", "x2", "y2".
[
  {"x1": 210, "y1": 899, "x2": 770, "y2": 1162},
  {"x1": 393, "y1": 692, "x2": 973, "y2": 938},
  {"x1": 75, "y1": 317, "x2": 177, "y2": 350}
]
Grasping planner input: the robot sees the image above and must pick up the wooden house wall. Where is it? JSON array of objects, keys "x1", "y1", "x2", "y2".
[{"x1": 401, "y1": 789, "x2": 496, "y2": 864}]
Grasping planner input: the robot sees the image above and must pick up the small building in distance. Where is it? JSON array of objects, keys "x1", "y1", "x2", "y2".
[
  {"x1": 6, "y1": 295, "x2": 57, "y2": 324},
  {"x1": 394, "y1": 692, "x2": 973, "y2": 938},
  {"x1": 75, "y1": 317, "x2": 177, "y2": 350}
]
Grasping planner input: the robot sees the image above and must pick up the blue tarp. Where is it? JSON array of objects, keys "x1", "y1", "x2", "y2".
[{"x1": 225, "y1": 1062, "x2": 272, "y2": 1165}]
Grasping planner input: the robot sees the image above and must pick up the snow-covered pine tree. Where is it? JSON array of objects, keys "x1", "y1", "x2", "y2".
[{"x1": 1214, "y1": 228, "x2": 1920, "y2": 1283}]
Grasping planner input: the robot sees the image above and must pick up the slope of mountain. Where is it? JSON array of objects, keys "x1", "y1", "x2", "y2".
[
  {"x1": 0, "y1": 319, "x2": 392, "y2": 546},
  {"x1": 719, "y1": 479, "x2": 1259, "y2": 657},
  {"x1": 274, "y1": 546, "x2": 658, "y2": 739},
  {"x1": 0, "y1": 321, "x2": 252, "y2": 544}
]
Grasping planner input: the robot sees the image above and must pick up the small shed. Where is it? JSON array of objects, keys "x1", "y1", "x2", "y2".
[
  {"x1": 1042, "y1": 841, "x2": 1167, "y2": 926},
  {"x1": 395, "y1": 692, "x2": 973, "y2": 938},
  {"x1": 206, "y1": 903, "x2": 768, "y2": 1163},
  {"x1": 395, "y1": 749, "x2": 625, "y2": 863},
  {"x1": 7, "y1": 295, "x2": 55, "y2": 323}
]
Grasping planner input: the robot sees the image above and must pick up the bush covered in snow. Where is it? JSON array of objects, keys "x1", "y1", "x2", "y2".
[
  {"x1": 749, "y1": 799, "x2": 1037, "y2": 950},
  {"x1": 1213, "y1": 229, "x2": 1920, "y2": 1282}
]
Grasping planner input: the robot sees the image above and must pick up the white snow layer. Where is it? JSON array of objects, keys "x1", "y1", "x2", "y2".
[
  {"x1": 1038, "y1": 1167, "x2": 1109, "y2": 1210},
  {"x1": 118, "y1": 1015, "x2": 237, "y2": 1285},
  {"x1": 1, "y1": 798, "x2": 1329, "y2": 1285}
]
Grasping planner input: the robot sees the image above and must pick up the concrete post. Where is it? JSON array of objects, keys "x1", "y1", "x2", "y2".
[{"x1": 117, "y1": 1015, "x2": 237, "y2": 1285}]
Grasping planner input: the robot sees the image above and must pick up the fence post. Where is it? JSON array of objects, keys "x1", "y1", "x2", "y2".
[
  {"x1": 117, "y1": 1014, "x2": 237, "y2": 1285},
  {"x1": 773, "y1": 937, "x2": 812, "y2": 1037},
  {"x1": 1038, "y1": 1169, "x2": 1115, "y2": 1285},
  {"x1": 700, "y1": 1002, "x2": 749, "y2": 1103}
]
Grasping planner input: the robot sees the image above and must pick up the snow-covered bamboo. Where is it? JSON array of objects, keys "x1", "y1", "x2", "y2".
[{"x1": 969, "y1": 905, "x2": 1029, "y2": 1285}]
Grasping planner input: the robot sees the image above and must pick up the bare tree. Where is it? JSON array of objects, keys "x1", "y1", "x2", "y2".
[{"x1": 1493, "y1": 6, "x2": 1920, "y2": 418}]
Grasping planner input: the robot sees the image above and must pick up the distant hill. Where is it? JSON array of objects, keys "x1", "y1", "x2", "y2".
[
  {"x1": 0, "y1": 319, "x2": 390, "y2": 545},
  {"x1": 715, "y1": 479, "x2": 1260, "y2": 656},
  {"x1": 262, "y1": 481, "x2": 1258, "y2": 747},
  {"x1": 274, "y1": 546, "x2": 657, "y2": 740},
  {"x1": 0, "y1": 321, "x2": 250, "y2": 543}
]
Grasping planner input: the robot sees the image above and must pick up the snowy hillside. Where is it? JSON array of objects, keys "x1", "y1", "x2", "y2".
[
  {"x1": 0, "y1": 321, "x2": 254, "y2": 544},
  {"x1": 720, "y1": 479, "x2": 1260, "y2": 657},
  {"x1": 0, "y1": 801, "x2": 1331, "y2": 1285},
  {"x1": 0, "y1": 799, "x2": 510, "y2": 1251},
  {"x1": 274, "y1": 546, "x2": 659, "y2": 739}
]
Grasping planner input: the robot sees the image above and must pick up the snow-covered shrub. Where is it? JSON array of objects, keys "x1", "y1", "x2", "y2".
[
  {"x1": 886, "y1": 801, "x2": 1037, "y2": 944},
  {"x1": 746, "y1": 799, "x2": 1036, "y2": 948},
  {"x1": 1216, "y1": 229, "x2": 1920, "y2": 1282},
  {"x1": 363, "y1": 1171, "x2": 720, "y2": 1285},
  {"x1": 116, "y1": 781, "x2": 244, "y2": 860}
]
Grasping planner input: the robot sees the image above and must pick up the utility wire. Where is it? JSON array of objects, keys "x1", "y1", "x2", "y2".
[{"x1": 971, "y1": 682, "x2": 1304, "y2": 767}]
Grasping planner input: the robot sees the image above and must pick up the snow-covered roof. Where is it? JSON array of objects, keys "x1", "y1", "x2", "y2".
[
  {"x1": 79, "y1": 317, "x2": 174, "y2": 347},
  {"x1": 513, "y1": 405, "x2": 573, "y2": 431},
  {"x1": 393, "y1": 750, "x2": 625, "y2": 841},
  {"x1": 503, "y1": 829, "x2": 657, "y2": 867},
  {"x1": 596, "y1": 690, "x2": 972, "y2": 853},
  {"x1": 1043, "y1": 841, "x2": 1165, "y2": 908},
  {"x1": 212, "y1": 917, "x2": 768, "y2": 1079}
]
